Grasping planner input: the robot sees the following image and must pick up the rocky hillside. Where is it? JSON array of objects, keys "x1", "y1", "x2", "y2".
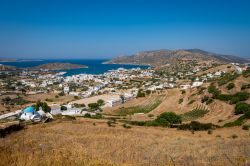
[
  {"x1": 105, "y1": 49, "x2": 248, "y2": 66},
  {"x1": 31, "y1": 63, "x2": 88, "y2": 70},
  {"x1": 0, "y1": 64, "x2": 17, "y2": 71}
]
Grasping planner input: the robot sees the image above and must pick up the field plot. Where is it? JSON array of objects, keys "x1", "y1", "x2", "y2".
[
  {"x1": 112, "y1": 95, "x2": 165, "y2": 115},
  {"x1": 181, "y1": 105, "x2": 209, "y2": 121}
]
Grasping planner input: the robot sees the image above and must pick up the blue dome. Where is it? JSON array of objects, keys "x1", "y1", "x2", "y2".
[{"x1": 23, "y1": 106, "x2": 36, "y2": 113}]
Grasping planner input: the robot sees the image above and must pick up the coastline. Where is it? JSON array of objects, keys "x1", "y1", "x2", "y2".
[{"x1": 102, "y1": 61, "x2": 151, "y2": 67}]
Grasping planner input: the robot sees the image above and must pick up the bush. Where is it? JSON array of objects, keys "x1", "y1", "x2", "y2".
[
  {"x1": 137, "y1": 89, "x2": 146, "y2": 98},
  {"x1": 88, "y1": 103, "x2": 100, "y2": 110},
  {"x1": 241, "y1": 111, "x2": 250, "y2": 119},
  {"x1": 234, "y1": 103, "x2": 250, "y2": 115},
  {"x1": 60, "y1": 105, "x2": 67, "y2": 111},
  {"x1": 147, "y1": 114, "x2": 154, "y2": 117},
  {"x1": 208, "y1": 85, "x2": 220, "y2": 98},
  {"x1": 226, "y1": 83, "x2": 235, "y2": 90},
  {"x1": 97, "y1": 99, "x2": 105, "y2": 106},
  {"x1": 201, "y1": 96, "x2": 209, "y2": 103},
  {"x1": 223, "y1": 119, "x2": 243, "y2": 127},
  {"x1": 242, "y1": 69, "x2": 250, "y2": 78},
  {"x1": 242, "y1": 125, "x2": 249, "y2": 130},
  {"x1": 231, "y1": 134, "x2": 238, "y2": 139},
  {"x1": 216, "y1": 94, "x2": 232, "y2": 101},
  {"x1": 207, "y1": 129, "x2": 213, "y2": 134},
  {"x1": 156, "y1": 112, "x2": 182, "y2": 126},
  {"x1": 58, "y1": 92, "x2": 65, "y2": 96},
  {"x1": 241, "y1": 84, "x2": 250, "y2": 90},
  {"x1": 217, "y1": 73, "x2": 239, "y2": 86},
  {"x1": 178, "y1": 121, "x2": 213, "y2": 131},
  {"x1": 146, "y1": 90, "x2": 151, "y2": 95},
  {"x1": 178, "y1": 98, "x2": 183, "y2": 104},
  {"x1": 234, "y1": 92, "x2": 250, "y2": 101},
  {"x1": 206, "y1": 98, "x2": 213, "y2": 105},
  {"x1": 122, "y1": 123, "x2": 132, "y2": 129}
]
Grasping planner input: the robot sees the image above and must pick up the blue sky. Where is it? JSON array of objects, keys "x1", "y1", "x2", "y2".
[{"x1": 0, "y1": 0, "x2": 250, "y2": 59}]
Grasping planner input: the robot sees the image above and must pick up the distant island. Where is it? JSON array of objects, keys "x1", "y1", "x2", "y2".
[
  {"x1": 31, "y1": 63, "x2": 88, "y2": 70},
  {"x1": 105, "y1": 49, "x2": 249, "y2": 66},
  {"x1": 0, "y1": 58, "x2": 44, "y2": 62}
]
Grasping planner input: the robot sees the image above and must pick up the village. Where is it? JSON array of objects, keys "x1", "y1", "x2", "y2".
[{"x1": 0, "y1": 62, "x2": 249, "y2": 123}]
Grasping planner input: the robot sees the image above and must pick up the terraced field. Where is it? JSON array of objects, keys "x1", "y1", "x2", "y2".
[
  {"x1": 112, "y1": 95, "x2": 165, "y2": 116},
  {"x1": 181, "y1": 105, "x2": 209, "y2": 121}
]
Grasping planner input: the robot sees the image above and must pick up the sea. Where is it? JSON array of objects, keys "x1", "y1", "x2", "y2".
[{"x1": 0, "y1": 59, "x2": 149, "y2": 76}]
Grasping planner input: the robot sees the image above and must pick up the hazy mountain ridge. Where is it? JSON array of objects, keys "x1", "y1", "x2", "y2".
[{"x1": 105, "y1": 49, "x2": 248, "y2": 66}]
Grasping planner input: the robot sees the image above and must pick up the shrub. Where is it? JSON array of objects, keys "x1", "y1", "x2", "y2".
[
  {"x1": 208, "y1": 85, "x2": 220, "y2": 97},
  {"x1": 130, "y1": 121, "x2": 146, "y2": 126},
  {"x1": 156, "y1": 112, "x2": 182, "y2": 126},
  {"x1": 223, "y1": 119, "x2": 243, "y2": 127},
  {"x1": 188, "y1": 100, "x2": 195, "y2": 105},
  {"x1": 58, "y1": 91, "x2": 65, "y2": 96},
  {"x1": 91, "y1": 114, "x2": 103, "y2": 119},
  {"x1": 216, "y1": 94, "x2": 232, "y2": 101},
  {"x1": 242, "y1": 111, "x2": 250, "y2": 119},
  {"x1": 137, "y1": 89, "x2": 146, "y2": 98},
  {"x1": 207, "y1": 129, "x2": 213, "y2": 134},
  {"x1": 201, "y1": 96, "x2": 209, "y2": 103},
  {"x1": 83, "y1": 113, "x2": 91, "y2": 118},
  {"x1": 234, "y1": 103, "x2": 250, "y2": 115},
  {"x1": 231, "y1": 134, "x2": 238, "y2": 139},
  {"x1": 242, "y1": 125, "x2": 249, "y2": 130},
  {"x1": 217, "y1": 73, "x2": 239, "y2": 86},
  {"x1": 88, "y1": 103, "x2": 100, "y2": 110},
  {"x1": 242, "y1": 69, "x2": 250, "y2": 78},
  {"x1": 122, "y1": 123, "x2": 132, "y2": 129},
  {"x1": 146, "y1": 90, "x2": 151, "y2": 95},
  {"x1": 241, "y1": 84, "x2": 250, "y2": 90},
  {"x1": 178, "y1": 121, "x2": 213, "y2": 131},
  {"x1": 74, "y1": 96, "x2": 79, "y2": 99},
  {"x1": 206, "y1": 98, "x2": 213, "y2": 105},
  {"x1": 147, "y1": 114, "x2": 154, "y2": 117},
  {"x1": 107, "y1": 121, "x2": 116, "y2": 127},
  {"x1": 97, "y1": 99, "x2": 105, "y2": 106},
  {"x1": 60, "y1": 105, "x2": 67, "y2": 111},
  {"x1": 178, "y1": 98, "x2": 183, "y2": 104},
  {"x1": 34, "y1": 101, "x2": 51, "y2": 113},
  {"x1": 45, "y1": 98, "x2": 53, "y2": 102},
  {"x1": 226, "y1": 83, "x2": 235, "y2": 90},
  {"x1": 234, "y1": 92, "x2": 250, "y2": 101}
]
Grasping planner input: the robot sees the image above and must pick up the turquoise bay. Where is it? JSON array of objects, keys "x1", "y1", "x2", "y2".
[{"x1": 0, "y1": 59, "x2": 149, "y2": 76}]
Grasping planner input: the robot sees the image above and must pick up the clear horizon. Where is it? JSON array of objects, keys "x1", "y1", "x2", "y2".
[{"x1": 0, "y1": 0, "x2": 250, "y2": 59}]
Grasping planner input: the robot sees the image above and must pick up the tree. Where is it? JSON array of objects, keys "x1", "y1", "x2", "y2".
[
  {"x1": 88, "y1": 103, "x2": 99, "y2": 110},
  {"x1": 34, "y1": 101, "x2": 51, "y2": 113},
  {"x1": 227, "y1": 83, "x2": 235, "y2": 90},
  {"x1": 235, "y1": 103, "x2": 250, "y2": 115},
  {"x1": 155, "y1": 112, "x2": 182, "y2": 127},
  {"x1": 97, "y1": 99, "x2": 105, "y2": 106},
  {"x1": 61, "y1": 105, "x2": 67, "y2": 111},
  {"x1": 137, "y1": 89, "x2": 145, "y2": 98}
]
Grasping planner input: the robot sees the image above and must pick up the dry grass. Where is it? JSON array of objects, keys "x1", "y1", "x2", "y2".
[{"x1": 1, "y1": 119, "x2": 250, "y2": 166}]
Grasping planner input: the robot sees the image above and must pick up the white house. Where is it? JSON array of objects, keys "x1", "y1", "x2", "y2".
[
  {"x1": 191, "y1": 81, "x2": 203, "y2": 88},
  {"x1": 19, "y1": 106, "x2": 45, "y2": 122},
  {"x1": 180, "y1": 84, "x2": 191, "y2": 90},
  {"x1": 106, "y1": 98, "x2": 122, "y2": 107},
  {"x1": 64, "y1": 86, "x2": 70, "y2": 93}
]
